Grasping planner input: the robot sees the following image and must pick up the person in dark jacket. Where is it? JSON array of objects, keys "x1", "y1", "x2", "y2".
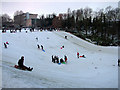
[
  {"x1": 18, "y1": 56, "x2": 33, "y2": 71},
  {"x1": 118, "y1": 59, "x2": 120, "y2": 66},
  {"x1": 41, "y1": 45, "x2": 43, "y2": 50},
  {"x1": 37, "y1": 44, "x2": 40, "y2": 49},
  {"x1": 56, "y1": 56, "x2": 59, "y2": 63},
  {"x1": 60, "y1": 58, "x2": 64, "y2": 63},
  {"x1": 4, "y1": 43, "x2": 7, "y2": 48},
  {"x1": 36, "y1": 37, "x2": 38, "y2": 42},
  {"x1": 52, "y1": 55, "x2": 54, "y2": 62},
  {"x1": 65, "y1": 36, "x2": 67, "y2": 39}
]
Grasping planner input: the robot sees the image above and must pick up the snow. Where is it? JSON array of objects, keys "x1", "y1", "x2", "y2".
[{"x1": 1, "y1": 29, "x2": 118, "y2": 88}]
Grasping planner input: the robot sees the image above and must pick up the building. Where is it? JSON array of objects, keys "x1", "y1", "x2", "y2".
[{"x1": 14, "y1": 12, "x2": 38, "y2": 28}]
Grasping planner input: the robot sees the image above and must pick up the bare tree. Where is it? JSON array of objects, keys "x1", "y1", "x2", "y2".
[
  {"x1": 113, "y1": 8, "x2": 120, "y2": 21},
  {"x1": 2, "y1": 14, "x2": 11, "y2": 23},
  {"x1": 14, "y1": 10, "x2": 24, "y2": 16},
  {"x1": 83, "y1": 7, "x2": 92, "y2": 19},
  {"x1": 76, "y1": 8, "x2": 84, "y2": 21},
  {"x1": 105, "y1": 6, "x2": 113, "y2": 21},
  {"x1": 67, "y1": 8, "x2": 72, "y2": 18},
  {"x1": 19, "y1": 10, "x2": 24, "y2": 15}
]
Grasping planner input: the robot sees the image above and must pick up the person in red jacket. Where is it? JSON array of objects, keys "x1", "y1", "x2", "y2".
[
  {"x1": 6, "y1": 41, "x2": 9, "y2": 45},
  {"x1": 77, "y1": 52, "x2": 79, "y2": 58},
  {"x1": 64, "y1": 55, "x2": 67, "y2": 62}
]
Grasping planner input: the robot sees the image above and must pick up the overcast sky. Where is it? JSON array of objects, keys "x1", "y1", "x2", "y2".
[{"x1": 1, "y1": 0, "x2": 120, "y2": 19}]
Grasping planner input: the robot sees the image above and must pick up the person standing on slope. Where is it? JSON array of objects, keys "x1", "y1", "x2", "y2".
[
  {"x1": 118, "y1": 59, "x2": 120, "y2": 66},
  {"x1": 52, "y1": 55, "x2": 54, "y2": 62},
  {"x1": 64, "y1": 55, "x2": 67, "y2": 63},
  {"x1": 77, "y1": 52, "x2": 79, "y2": 58},
  {"x1": 56, "y1": 56, "x2": 59, "y2": 63},
  {"x1": 41, "y1": 45, "x2": 44, "y2": 50},
  {"x1": 37, "y1": 44, "x2": 40, "y2": 49},
  {"x1": 6, "y1": 41, "x2": 9, "y2": 45},
  {"x1": 4, "y1": 43, "x2": 7, "y2": 48}
]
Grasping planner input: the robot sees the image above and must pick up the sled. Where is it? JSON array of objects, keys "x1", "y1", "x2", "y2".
[
  {"x1": 14, "y1": 65, "x2": 33, "y2": 71},
  {"x1": 58, "y1": 63, "x2": 61, "y2": 65},
  {"x1": 42, "y1": 49, "x2": 45, "y2": 52},
  {"x1": 62, "y1": 62, "x2": 66, "y2": 64}
]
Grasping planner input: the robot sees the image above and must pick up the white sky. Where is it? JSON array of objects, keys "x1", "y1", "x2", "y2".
[
  {"x1": 1, "y1": 0, "x2": 120, "y2": 2},
  {"x1": 1, "y1": 0, "x2": 120, "y2": 19}
]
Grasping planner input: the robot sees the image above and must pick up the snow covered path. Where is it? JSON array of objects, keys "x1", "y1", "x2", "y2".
[{"x1": 1, "y1": 30, "x2": 118, "y2": 88}]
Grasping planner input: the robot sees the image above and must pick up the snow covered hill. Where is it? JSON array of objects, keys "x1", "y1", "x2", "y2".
[{"x1": 1, "y1": 29, "x2": 118, "y2": 88}]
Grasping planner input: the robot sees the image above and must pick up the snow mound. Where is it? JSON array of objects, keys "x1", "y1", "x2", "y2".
[{"x1": 1, "y1": 30, "x2": 118, "y2": 88}]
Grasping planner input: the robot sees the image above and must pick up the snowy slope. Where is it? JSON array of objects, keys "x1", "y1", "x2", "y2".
[{"x1": 1, "y1": 29, "x2": 118, "y2": 88}]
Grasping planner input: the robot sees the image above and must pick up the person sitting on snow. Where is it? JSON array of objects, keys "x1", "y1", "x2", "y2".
[
  {"x1": 52, "y1": 55, "x2": 54, "y2": 62},
  {"x1": 118, "y1": 59, "x2": 120, "y2": 66},
  {"x1": 60, "y1": 58, "x2": 64, "y2": 63},
  {"x1": 82, "y1": 55, "x2": 85, "y2": 58},
  {"x1": 18, "y1": 56, "x2": 33, "y2": 71}
]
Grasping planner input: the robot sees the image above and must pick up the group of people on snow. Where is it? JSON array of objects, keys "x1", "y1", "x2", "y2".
[
  {"x1": 37, "y1": 44, "x2": 44, "y2": 50},
  {"x1": 52, "y1": 55, "x2": 67, "y2": 64},
  {"x1": 36, "y1": 37, "x2": 44, "y2": 50}
]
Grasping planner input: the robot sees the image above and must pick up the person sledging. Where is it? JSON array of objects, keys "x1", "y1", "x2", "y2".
[
  {"x1": 17, "y1": 56, "x2": 33, "y2": 71},
  {"x1": 60, "y1": 58, "x2": 64, "y2": 63}
]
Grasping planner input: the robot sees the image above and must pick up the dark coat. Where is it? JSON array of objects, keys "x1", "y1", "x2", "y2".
[
  {"x1": 60, "y1": 58, "x2": 64, "y2": 63},
  {"x1": 4, "y1": 43, "x2": 7, "y2": 48},
  {"x1": 37, "y1": 44, "x2": 40, "y2": 49},
  {"x1": 41, "y1": 45, "x2": 43, "y2": 50},
  {"x1": 18, "y1": 58, "x2": 24, "y2": 67}
]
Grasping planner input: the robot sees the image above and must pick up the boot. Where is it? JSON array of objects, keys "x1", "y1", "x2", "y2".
[{"x1": 30, "y1": 68, "x2": 33, "y2": 71}]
